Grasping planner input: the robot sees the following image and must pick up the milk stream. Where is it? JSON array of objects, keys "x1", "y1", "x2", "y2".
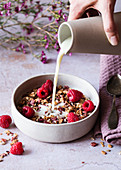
[{"x1": 52, "y1": 37, "x2": 71, "y2": 110}]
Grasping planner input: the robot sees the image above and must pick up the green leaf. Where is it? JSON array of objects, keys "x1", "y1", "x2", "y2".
[
  {"x1": 12, "y1": 16, "x2": 18, "y2": 21},
  {"x1": 16, "y1": 32, "x2": 21, "y2": 34},
  {"x1": 0, "y1": 22, "x2": 4, "y2": 25},
  {"x1": 19, "y1": 37, "x2": 25, "y2": 40}
]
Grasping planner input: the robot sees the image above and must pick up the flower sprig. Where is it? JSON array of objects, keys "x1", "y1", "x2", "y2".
[{"x1": 0, "y1": 0, "x2": 69, "y2": 63}]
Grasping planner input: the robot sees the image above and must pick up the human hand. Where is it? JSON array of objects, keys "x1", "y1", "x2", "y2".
[{"x1": 68, "y1": 0, "x2": 119, "y2": 46}]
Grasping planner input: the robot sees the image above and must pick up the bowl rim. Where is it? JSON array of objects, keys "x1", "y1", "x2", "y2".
[{"x1": 12, "y1": 73, "x2": 100, "y2": 127}]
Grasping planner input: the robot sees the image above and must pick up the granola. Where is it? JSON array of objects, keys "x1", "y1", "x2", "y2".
[{"x1": 17, "y1": 84, "x2": 95, "y2": 124}]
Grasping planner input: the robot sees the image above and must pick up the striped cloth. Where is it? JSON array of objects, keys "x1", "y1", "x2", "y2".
[{"x1": 94, "y1": 55, "x2": 121, "y2": 145}]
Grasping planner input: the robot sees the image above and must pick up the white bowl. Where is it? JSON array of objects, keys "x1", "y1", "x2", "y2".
[{"x1": 11, "y1": 73, "x2": 99, "y2": 143}]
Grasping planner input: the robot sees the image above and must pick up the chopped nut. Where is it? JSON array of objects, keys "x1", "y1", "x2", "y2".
[
  {"x1": 108, "y1": 144, "x2": 113, "y2": 148},
  {"x1": 4, "y1": 130, "x2": 13, "y2": 136},
  {"x1": 6, "y1": 151, "x2": 10, "y2": 155},
  {"x1": 57, "y1": 89, "x2": 63, "y2": 94},
  {"x1": 100, "y1": 142, "x2": 105, "y2": 147},
  {"x1": 0, "y1": 159, "x2": 3, "y2": 162},
  {"x1": 0, "y1": 133, "x2": 3, "y2": 135},
  {"x1": 59, "y1": 118, "x2": 63, "y2": 124},
  {"x1": 0, "y1": 139, "x2": 7, "y2": 145},
  {"x1": 11, "y1": 135, "x2": 18, "y2": 141},
  {"x1": 63, "y1": 90, "x2": 68, "y2": 94},
  {"x1": 54, "y1": 101, "x2": 58, "y2": 105},
  {"x1": 0, "y1": 153, "x2": 6, "y2": 158},
  {"x1": 10, "y1": 139, "x2": 18, "y2": 146},
  {"x1": 101, "y1": 151, "x2": 107, "y2": 155},
  {"x1": 90, "y1": 137, "x2": 95, "y2": 140},
  {"x1": 29, "y1": 92, "x2": 36, "y2": 97},
  {"x1": 106, "y1": 150, "x2": 111, "y2": 152},
  {"x1": 1, "y1": 138, "x2": 7, "y2": 143},
  {"x1": 58, "y1": 85, "x2": 63, "y2": 89}
]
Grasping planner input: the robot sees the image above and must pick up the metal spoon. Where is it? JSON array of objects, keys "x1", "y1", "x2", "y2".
[{"x1": 107, "y1": 74, "x2": 121, "y2": 129}]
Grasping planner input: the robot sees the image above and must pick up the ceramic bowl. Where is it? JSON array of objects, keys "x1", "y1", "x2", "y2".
[{"x1": 11, "y1": 73, "x2": 99, "y2": 143}]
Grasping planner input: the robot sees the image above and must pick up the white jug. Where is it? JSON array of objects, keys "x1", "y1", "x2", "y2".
[{"x1": 58, "y1": 12, "x2": 121, "y2": 55}]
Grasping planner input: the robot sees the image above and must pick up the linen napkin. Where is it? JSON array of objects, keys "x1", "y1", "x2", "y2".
[{"x1": 94, "y1": 55, "x2": 121, "y2": 145}]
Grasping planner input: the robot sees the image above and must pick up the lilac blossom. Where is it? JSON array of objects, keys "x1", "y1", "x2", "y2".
[
  {"x1": 41, "y1": 56, "x2": 47, "y2": 64},
  {"x1": 6, "y1": 10, "x2": 11, "y2": 16},
  {"x1": 45, "y1": 41, "x2": 49, "y2": 49},
  {"x1": 63, "y1": 14, "x2": 68, "y2": 21},
  {"x1": 58, "y1": 9, "x2": 62, "y2": 16},
  {"x1": 0, "y1": 0, "x2": 69, "y2": 64},
  {"x1": 55, "y1": 18, "x2": 60, "y2": 23},
  {"x1": 15, "y1": 6, "x2": 21, "y2": 13},
  {"x1": 44, "y1": 35, "x2": 47, "y2": 40},
  {"x1": 48, "y1": 16, "x2": 52, "y2": 21},
  {"x1": 0, "y1": 11, "x2": 3, "y2": 16},
  {"x1": 40, "y1": 50, "x2": 47, "y2": 64}
]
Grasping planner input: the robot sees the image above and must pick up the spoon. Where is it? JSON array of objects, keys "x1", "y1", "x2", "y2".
[{"x1": 107, "y1": 74, "x2": 121, "y2": 129}]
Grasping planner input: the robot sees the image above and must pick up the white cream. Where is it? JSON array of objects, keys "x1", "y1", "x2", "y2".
[{"x1": 34, "y1": 103, "x2": 67, "y2": 118}]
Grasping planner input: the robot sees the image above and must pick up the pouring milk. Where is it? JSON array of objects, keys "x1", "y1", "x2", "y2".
[{"x1": 52, "y1": 37, "x2": 72, "y2": 110}]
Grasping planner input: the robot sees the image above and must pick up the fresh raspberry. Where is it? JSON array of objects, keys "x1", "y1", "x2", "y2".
[
  {"x1": 67, "y1": 112, "x2": 79, "y2": 123},
  {"x1": 0, "y1": 115, "x2": 12, "y2": 128},
  {"x1": 22, "y1": 106, "x2": 35, "y2": 118},
  {"x1": 10, "y1": 142, "x2": 24, "y2": 155},
  {"x1": 82, "y1": 100, "x2": 95, "y2": 112},
  {"x1": 37, "y1": 87, "x2": 49, "y2": 99},
  {"x1": 67, "y1": 89, "x2": 83, "y2": 102},
  {"x1": 42, "y1": 79, "x2": 53, "y2": 93}
]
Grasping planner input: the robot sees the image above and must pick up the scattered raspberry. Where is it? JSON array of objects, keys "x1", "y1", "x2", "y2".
[
  {"x1": 82, "y1": 162, "x2": 85, "y2": 164},
  {"x1": 37, "y1": 87, "x2": 49, "y2": 99},
  {"x1": 10, "y1": 142, "x2": 24, "y2": 155},
  {"x1": 91, "y1": 142, "x2": 98, "y2": 147},
  {"x1": 67, "y1": 89, "x2": 83, "y2": 102},
  {"x1": 82, "y1": 100, "x2": 95, "y2": 112},
  {"x1": 67, "y1": 112, "x2": 79, "y2": 123},
  {"x1": 22, "y1": 106, "x2": 35, "y2": 118},
  {"x1": 42, "y1": 79, "x2": 53, "y2": 93},
  {"x1": 0, "y1": 115, "x2": 12, "y2": 128}
]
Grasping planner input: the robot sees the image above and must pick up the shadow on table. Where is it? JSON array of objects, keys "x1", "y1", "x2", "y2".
[
  {"x1": 47, "y1": 58, "x2": 56, "y2": 64},
  {"x1": 62, "y1": 130, "x2": 94, "y2": 144}
]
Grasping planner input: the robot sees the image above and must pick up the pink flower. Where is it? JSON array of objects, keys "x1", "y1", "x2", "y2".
[
  {"x1": 48, "y1": 16, "x2": 52, "y2": 21},
  {"x1": 41, "y1": 56, "x2": 47, "y2": 64},
  {"x1": 45, "y1": 41, "x2": 49, "y2": 49},
  {"x1": 0, "y1": 11, "x2": 3, "y2": 16},
  {"x1": 63, "y1": 14, "x2": 68, "y2": 21},
  {"x1": 58, "y1": 9, "x2": 62, "y2": 16}
]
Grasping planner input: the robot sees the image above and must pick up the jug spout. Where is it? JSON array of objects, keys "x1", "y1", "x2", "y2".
[{"x1": 58, "y1": 12, "x2": 121, "y2": 55}]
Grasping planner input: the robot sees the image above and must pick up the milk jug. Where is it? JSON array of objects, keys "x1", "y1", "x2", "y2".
[{"x1": 58, "y1": 12, "x2": 121, "y2": 55}]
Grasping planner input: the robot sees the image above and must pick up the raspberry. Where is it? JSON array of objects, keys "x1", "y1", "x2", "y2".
[
  {"x1": 37, "y1": 87, "x2": 49, "y2": 99},
  {"x1": 0, "y1": 115, "x2": 12, "y2": 128},
  {"x1": 82, "y1": 100, "x2": 95, "y2": 112},
  {"x1": 10, "y1": 142, "x2": 24, "y2": 155},
  {"x1": 67, "y1": 89, "x2": 83, "y2": 102},
  {"x1": 42, "y1": 79, "x2": 53, "y2": 93},
  {"x1": 22, "y1": 106, "x2": 35, "y2": 118},
  {"x1": 91, "y1": 142, "x2": 98, "y2": 147},
  {"x1": 67, "y1": 112, "x2": 79, "y2": 123}
]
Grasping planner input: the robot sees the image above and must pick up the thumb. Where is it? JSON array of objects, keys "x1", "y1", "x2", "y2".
[{"x1": 102, "y1": 11, "x2": 119, "y2": 46}]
